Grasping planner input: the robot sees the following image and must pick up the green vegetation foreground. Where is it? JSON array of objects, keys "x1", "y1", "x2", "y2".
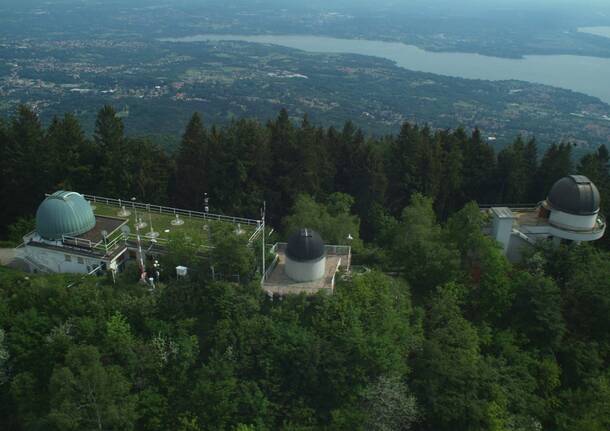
[
  {"x1": 1, "y1": 105, "x2": 610, "y2": 429},
  {"x1": 1, "y1": 201, "x2": 610, "y2": 430}
]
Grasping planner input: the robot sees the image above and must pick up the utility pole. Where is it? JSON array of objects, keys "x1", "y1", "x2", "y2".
[
  {"x1": 261, "y1": 201, "x2": 266, "y2": 283},
  {"x1": 131, "y1": 196, "x2": 138, "y2": 223},
  {"x1": 135, "y1": 222, "x2": 145, "y2": 283},
  {"x1": 203, "y1": 192, "x2": 211, "y2": 242}
]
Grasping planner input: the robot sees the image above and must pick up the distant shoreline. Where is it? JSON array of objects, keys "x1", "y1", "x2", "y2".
[
  {"x1": 578, "y1": 26, "x2": 610, "y2": 39},
  {"x1": 160, "y1": 33, "x2": 610, "y2": 105}
]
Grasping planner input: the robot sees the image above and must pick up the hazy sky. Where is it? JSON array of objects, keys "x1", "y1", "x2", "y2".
[
  {"x1": 3, "y1": 0, "x2": 610, "y2": 22},
  {"x1": 4, "y1": 0, "x2": 609, "y2": 7}
]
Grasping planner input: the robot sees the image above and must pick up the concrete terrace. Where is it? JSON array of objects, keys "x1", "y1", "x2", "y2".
[{"x1": 262, "y1": 243, "x2": 351, "y2": 296}]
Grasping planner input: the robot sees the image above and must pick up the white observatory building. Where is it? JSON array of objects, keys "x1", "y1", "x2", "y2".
[
  {"x1": 284, "y1": 228, "x2": 327, "y2": 282},
  {"x1": 22, "y1": 191, "x2": 129, "y2": 274},
  {"x1": 486, "y1": 175, "x2": 605, "y2": 261},
  {"x1": 262, "y1": 228, "x2": 351, "y2": 296}
]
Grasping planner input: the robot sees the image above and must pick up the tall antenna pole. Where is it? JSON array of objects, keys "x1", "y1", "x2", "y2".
[
  {"x1": 261, "y1": 201, "x2": 266, "y2": 283},
  {"x1": 135, "y1": 223, "x2": 145, "y2": 282}
]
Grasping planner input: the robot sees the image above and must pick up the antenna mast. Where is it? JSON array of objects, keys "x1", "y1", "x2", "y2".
[{"x1": 261, "y1": 201, "x2": 266, "y2": 283}]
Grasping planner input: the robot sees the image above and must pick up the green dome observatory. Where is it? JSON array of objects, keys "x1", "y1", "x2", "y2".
[{"x1": 35, "y1": 191, "x2": 96, "y2": 240}]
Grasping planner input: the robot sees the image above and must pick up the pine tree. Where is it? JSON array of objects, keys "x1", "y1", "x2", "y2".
[
  {"x1": 0, "y1": 106, "x2": 51, "y2": 232},
  {"x1": 460, "y1": 128, "x2": 497, "y2": 204},
  {"x1": 266, "y1": 108, "x2": 298, "y2": 224},
  {"x1": 94, "y1": 105, "x2": 127, "y2": 197},
  {"x1": 497, "y1": 136, "x2": 536, "y2": 204},
  {"x1": 174, "y1": 113, "x2": 209, "y2": 209},
  {"x1": 534, "y1": 143, "x2": 572, "y2": 201},
  {"x1": 46, "y1": 113, "x2": 95, "y2": 191},
  {"x1": 386, "y1": 122, "x2": 425, "y2": 214},
  {"x1": 435, "y1": 130, "x2": 463, "y2": 218}
]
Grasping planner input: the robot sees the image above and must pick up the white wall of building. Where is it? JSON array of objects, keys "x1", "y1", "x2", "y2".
[
  {"x1": 24, "y1": 246, "x2": 110, "y2": 274},
  {"x1": 549, "y1": 210, "x2": 598, "y2": 231},
  {"x1": 491, "y1": 208, "x2": 515, "y2": 253},
  {"x1": 506, "y1": 234, "x2": 533, "y2": 263},
  {"x1": 285, "y1": 256, "x2": 326, "y2": 282}
]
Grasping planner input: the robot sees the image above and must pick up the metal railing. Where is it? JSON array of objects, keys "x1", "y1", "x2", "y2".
[
  {"x1": 62, "y1": 230, "x2": 127, "y2": 256},
  {"x1": 479, "y1": 203, "x2": 539, "y2": 210},
  {"x1": 272, "y1": 242, "x2": 351, "y2": 256},
  {"x1": 269, "y1": 242, "x2": 351, "y2": 272},
  {"x1": 61, "y1": 235, "x2": 94, "y2": 249},
  {"x1": 249, "y1": 223, "x2": 264, "y2": 243},
  {"x1": 261, "y1": 253, "x2": 280, "y2": 285},
  {"x1": 84, "y1": 194, "x2": 262, "y2": 226},
  {"x1": 330, "y1": 257, "x2": 342, "y2": 290}
]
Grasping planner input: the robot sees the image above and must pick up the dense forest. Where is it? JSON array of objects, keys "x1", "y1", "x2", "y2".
[
  {"x1": 1, "y1": 105, "x2": 610, "y2": 430},
  {"x1": 2, "y1": 105, "x2": 610, "y2": 240}
]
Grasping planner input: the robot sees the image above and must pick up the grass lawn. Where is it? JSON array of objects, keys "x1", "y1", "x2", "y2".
[{"x1": 89, "y1": 201, "x2": 257, "y2": 246}]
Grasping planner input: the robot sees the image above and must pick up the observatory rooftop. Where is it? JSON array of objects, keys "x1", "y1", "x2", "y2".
[
  {"x1": 36, "y1": 191, "x2": 96, "y2": 240},
  {"x1": 262, "y1": 243, "x2": 351, "y2": 296},
  {"x1": 87, "y1": 195, "x2": 262, "y2": 247},
  {"x1": 547, "y1": 175, "x2": 600, "y2": 215},
  {"x1": 286, "y1": 228, "x2": 325, "y2": 262}
]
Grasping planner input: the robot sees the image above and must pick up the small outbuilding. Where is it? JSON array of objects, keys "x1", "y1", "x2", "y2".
[
  {"x1": 284, "y1": 228, "x2": 327, "y2": 282},
  {"x1": 262, "y1": 228, "x2": 351, "y2": 296}
]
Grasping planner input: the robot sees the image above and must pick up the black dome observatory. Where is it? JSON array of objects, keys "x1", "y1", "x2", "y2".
[
  {"x1": 547, "y1": 175, "x2": 600, "y2": 216},
  {"x1": 285, "y1": 228, "x2": 325, "y2": 262}
]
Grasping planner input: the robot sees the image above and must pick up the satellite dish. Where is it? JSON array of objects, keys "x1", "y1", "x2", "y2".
[
  {"x1": 120, "y1": 225, "x2": 131, "y2": 235},
  {"x1": 101, "y1": 230, "x2": 108, "y2": 238}
]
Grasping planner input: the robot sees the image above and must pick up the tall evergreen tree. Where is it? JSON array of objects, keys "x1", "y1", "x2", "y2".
[
  {"x1": 497, "y1": 136, "x2": 536, "y2": 204},
  {"x1": 295, "y1": 114, "x2": 332, "y2": 199},
  {"x1": 0, "y1": 106, "x2": 51, "y2": 233},
  {"x1": 125, "y1": 137, "x2": 171, "y2": 204},
  {"x1": 385, "y1": 122, "x2": 424, "y2": 214},
  {"x1": 94, "y1": 105, "x2": 128, "y2": 197},
  {"x1": 208, "y1": 119, "x2": 270, "y2": 217},
  {"x1": 46, "y1": 113, "x2": 96, "y2": 192},
  {"x1": 352, "y1": 141, "x2": 388, "y2": 240},
  {"x1": 435, "y1": 129, "x2": 464, "y2": 218},
  {"x1": 266, "y1": 108, "x2": 299, "y2": 224},
  {"x1": 174, "y1": 112, "x2": 209, "y2": 209},
  {"x1": 534, "y1": 143, "x2": 573, "y2": 201},
  {"x1": 578, "y1": 145, "x2": 610, "y2": 247},
  {"x1": 460, "y1": 128, "x2": 497, "y2": 204}
]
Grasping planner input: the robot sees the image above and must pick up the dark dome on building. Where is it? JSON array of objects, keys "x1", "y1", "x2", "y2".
[
  {"x1": 547, "y1": 175, "x2": 601, "y2": 215},
  {"x1": 286, "y1": 228, "x2": 325, "y2": 262},
  {"x1": 36, "y1": 191, "x2": 96, "y2": 240}
]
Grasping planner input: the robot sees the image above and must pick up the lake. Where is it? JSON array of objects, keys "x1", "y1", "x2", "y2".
[
  {"x1": 162, "y1": 34, "x2": 610, "y2": 105},
  {"x1": 579, "y1": 26, "x2": 610, "y2": 39}
]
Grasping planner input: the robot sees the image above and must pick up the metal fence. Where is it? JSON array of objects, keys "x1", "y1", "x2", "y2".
[
  {"x1": 269, "y1": 242, "x2": 351, "y2": 272},
  {"x1": 85, "y1": 193, "x2": 265, "y2": 245},
  {"x1": 479, "y1": 203, "x2": 539, "y2": 210},
  {"x1": 272, "y1": 242, "x2": 351, "y2": 256},
  {"x1": 84, "y1": 194, "x2": 262, "y2": 226},
  {"x1": 261, "y1": 253, "x2": 280, "y2": 284}
]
